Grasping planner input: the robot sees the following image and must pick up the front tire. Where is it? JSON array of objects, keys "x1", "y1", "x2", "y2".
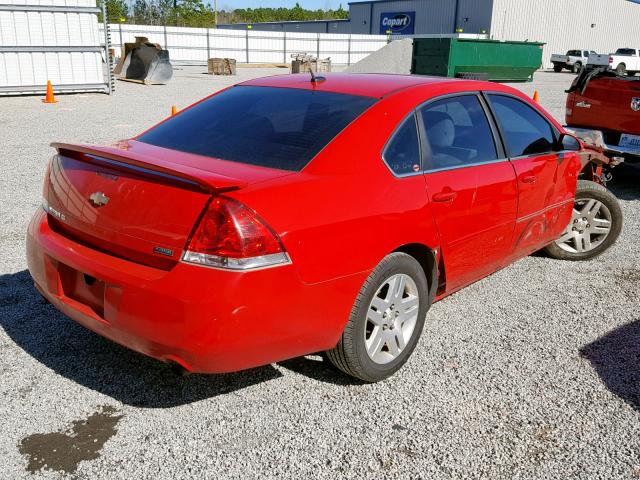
[
  {"x1": 326, "y1": 253, "x2": 430, "y2": 382},
  {"x1": 544, "y1": 180, "x2": 622, "y2": 261}
]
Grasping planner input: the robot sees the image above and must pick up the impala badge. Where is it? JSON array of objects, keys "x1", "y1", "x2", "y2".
[
  {"x1": 576, "y1": 101, "x2": 591, "y2": 109},
  {"x1": 89, "y1": 191, "x2": 109, "y2": 207},
  {"x1": 631, "y1": 97, "x2": 640, "y2": 112},
  {"x1": 153, "y1": 246, "x2": 174, "y2": 257}
]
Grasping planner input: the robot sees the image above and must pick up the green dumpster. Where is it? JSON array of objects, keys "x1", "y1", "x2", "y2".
[{"x1": 411, "y1": 37, "x2": 544, "y2": 82}]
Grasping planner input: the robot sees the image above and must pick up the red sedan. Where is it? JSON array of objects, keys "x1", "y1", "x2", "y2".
[{"x1": 26, "y1": 73, "x2": 622, "y2": 382}]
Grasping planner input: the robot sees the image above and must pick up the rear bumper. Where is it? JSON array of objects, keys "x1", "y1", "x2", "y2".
[
  {"x1": 567, "y1": 127, "x2": 640, "y2": 160},
  {"x1": 26, "y1": 210, "x2": 366, "y2": 373}
]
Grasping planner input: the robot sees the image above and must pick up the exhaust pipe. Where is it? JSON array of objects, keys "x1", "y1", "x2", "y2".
[{"x1": 169, "y1": 362, "x2": 190, "y2": 377}]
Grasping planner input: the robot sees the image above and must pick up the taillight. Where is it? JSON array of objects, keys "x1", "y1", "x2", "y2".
[
  {"x1": 182, "y1": 196, "x2": 290, "y2": 270},
  {"x1": 609, "y1": 56, "x2": 613, "y2": 64}
]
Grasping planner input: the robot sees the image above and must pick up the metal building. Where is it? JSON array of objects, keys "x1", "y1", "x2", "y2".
[
  {"x1": 490, "y1": 0, "x2": 640, "y2": 67},
  {"x1": 220, "y1": 0, "x2": 640, "y2": 68},
  {"x1": 218, "y1": 0, "x2": 493, "y2": 35},
  {"x1": 0, "y1": 0, "x2": 112, "y2": 95}
]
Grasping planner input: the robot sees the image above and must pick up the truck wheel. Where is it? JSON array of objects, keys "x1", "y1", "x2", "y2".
[
  {"x1": 553, "y1": 64, "x2": 563, "y2": 73},
  {"x1": 325, "y1": 253, "x2": 430, "y2": 382},
  {"x1": 616, "y1": 63, "x2": 627, "y2": 76},
  {"x1": 572, "y1": 61, "x2": 582, "y2": 73},
  {"x1": 543, "y1": 180, "x2": 622, "y2": 261}
]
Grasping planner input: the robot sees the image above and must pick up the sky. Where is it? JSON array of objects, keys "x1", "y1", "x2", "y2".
[{"x1": 217, "y1": 0, "x2": 345, "y2": 11}]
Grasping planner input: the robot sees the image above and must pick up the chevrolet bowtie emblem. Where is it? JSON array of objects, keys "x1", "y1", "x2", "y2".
[{"x1": 89, "y1": 191, "x2": 109, "y2": 207}]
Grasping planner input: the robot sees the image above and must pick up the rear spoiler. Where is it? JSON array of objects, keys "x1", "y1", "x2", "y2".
[{"x1": 52, "y1": 142, "x2": 247, "y2": 194}]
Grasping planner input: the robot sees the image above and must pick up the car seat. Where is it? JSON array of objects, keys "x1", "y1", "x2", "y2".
[{"x1": 422, "y1": 111, "x2": 475, "y2": 168}]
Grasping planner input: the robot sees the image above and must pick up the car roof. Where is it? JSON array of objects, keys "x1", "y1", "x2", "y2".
[{"x1": 239, "y1": 73, "x2": 461, "y2": 98}]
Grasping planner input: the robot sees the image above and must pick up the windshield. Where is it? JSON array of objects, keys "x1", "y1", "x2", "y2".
[{"x1": 138, "y1": 85, "x2": 377, "y2": 171}]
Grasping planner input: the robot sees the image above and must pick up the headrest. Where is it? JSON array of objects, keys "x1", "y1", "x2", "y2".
[{"x1": 423, "y1": 111, "x2": 455, "y2": 148}]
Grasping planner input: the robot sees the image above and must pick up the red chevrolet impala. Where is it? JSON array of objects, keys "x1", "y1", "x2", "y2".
[{"x1": 26, "y1": 73, "x2": 622, "y2": 382}]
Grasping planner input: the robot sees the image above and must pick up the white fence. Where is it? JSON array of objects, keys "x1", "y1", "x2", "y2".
[{"x1": 101, "y1": 24, "x2": 389, "y2": 66}]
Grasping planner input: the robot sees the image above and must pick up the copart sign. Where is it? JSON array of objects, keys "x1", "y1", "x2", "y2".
[{"x1": 380, "y1": 12, "x2": 415, "y2": 34}]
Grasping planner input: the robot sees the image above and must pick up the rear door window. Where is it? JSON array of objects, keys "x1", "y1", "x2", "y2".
[
  {"x1": 383, "y1": 115, "x2": 421, "y2": 175},
  {"x1": 418, "y1": 95, "x2": 499, "y2": 170},
  {"x1": 487, "y1": 94, "x2": 557, "y2": 157},
  {"x1": 138, "y1": 86, "x2": 376, "y2": 171}
]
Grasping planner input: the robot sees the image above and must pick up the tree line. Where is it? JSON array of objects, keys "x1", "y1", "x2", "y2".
[{"x1": 99, "y1": 0, "x2": 348, "y2": 28}]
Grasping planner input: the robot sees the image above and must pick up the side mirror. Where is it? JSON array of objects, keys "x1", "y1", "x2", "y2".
[{"x1": 558, "y1": 133, "x2": 581, "y2": 151}]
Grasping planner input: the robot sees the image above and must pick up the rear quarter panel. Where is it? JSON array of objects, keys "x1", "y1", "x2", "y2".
[{"x1": 567, "y1": 77, "x2": 640, "y2": 136}]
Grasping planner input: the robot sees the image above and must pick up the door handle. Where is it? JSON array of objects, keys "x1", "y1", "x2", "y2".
[
  {"x1": 521, "y1": 174, "x2": 537, "y2": 184},
  {"x1": 432, "y1": 190, "x2": 458, "y2": 203}
]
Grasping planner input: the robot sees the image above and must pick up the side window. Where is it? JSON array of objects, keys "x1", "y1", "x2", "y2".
[
  {"x1": 418, "y1": 95, "x2": 498, "y2": 171},
  {"x1": 383, "y1": 115, "x2": 421, "y2": 175},
  {"x1": 488, "y1": 94, "x2": 557, "y2": 157}
]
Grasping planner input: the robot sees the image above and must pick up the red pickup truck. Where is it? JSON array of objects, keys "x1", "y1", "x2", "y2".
[{"x1": 566, "y1": 66, "x2": 640, "y2": 163}]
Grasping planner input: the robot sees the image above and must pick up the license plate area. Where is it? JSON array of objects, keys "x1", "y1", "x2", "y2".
[
  {"x1": 58, "y1": 263, "x2": 105, "y2": 318},
  {"x1": 619, "y1": 133, "x2": 640, "y2": 149}
]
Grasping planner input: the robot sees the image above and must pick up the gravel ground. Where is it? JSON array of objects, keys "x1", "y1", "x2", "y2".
[{"x1": 0, "y1": 68, "x2": 638, "y2": 479}]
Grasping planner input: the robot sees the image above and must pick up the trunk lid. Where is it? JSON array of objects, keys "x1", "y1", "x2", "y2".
[{"x1": 45, "y1": 141, "x2": 292, "y2": 269}]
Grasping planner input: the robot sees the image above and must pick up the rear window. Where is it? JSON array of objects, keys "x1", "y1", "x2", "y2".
[
  {"x1": 616, "y1": 49, "x2": 636, "y2": 56},
  {"x1": 138, "y1": 85, "x2": 376, "y2": 171}
]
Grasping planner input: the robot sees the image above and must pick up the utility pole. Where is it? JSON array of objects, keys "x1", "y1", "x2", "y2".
[
  {"x1": 173, "y1": 0, "x2": 178, "y2": 26},
  {"x1": 214, "y1": 0, "x2": 218, "y2": 28}
]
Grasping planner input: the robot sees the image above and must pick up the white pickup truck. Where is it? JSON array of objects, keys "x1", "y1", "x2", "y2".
[
  {"x1": 588, "y1": 48, "x2": 640, "y2": 76},
  {"x1": 550, "y1": 50, "x2": 594, "y2": 73}
]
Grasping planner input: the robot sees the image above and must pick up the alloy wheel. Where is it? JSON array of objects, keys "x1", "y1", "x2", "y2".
[
  {"x1": 365, "y1": 273, "x2": 420, "y2": 365},
  {"x1": 555, "y1": 198, "x2": 612, "y2": 253}
]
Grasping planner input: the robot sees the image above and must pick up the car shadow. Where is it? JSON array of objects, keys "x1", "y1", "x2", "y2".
[
  {"x1": 0, "y1": 270, "x2": 284, "y2": 408},
  {"x1": 277, "y1": 355, "x2": 365, "y2": 386},
  {"x1": 580, "y1": 320, "x2": 640, "y2": 411},
  {"x1": 608, "y1": 163, "x2": 640, "y2": 201}
]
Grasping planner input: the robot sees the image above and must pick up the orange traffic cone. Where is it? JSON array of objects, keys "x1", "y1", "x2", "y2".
[
  {"x1": 532, "y1": 90, "x2": 539, "y2": 103},
  {"x1": 43, "y1": 80, "x2": 57, "y2": 103},
  {"x1": 171, "y1": 105, "x2": 177, "y2": 116}
]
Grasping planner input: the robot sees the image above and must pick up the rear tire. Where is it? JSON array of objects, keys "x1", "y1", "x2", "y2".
[
  {"x1": 616, "y1": 63, "x2": 627, "y2": 76},
  {"x1": 455, "y1": 72, "x2": 490, "y2": 81},
  {"x1": 553, "y1": 64, "x2": 563, "y2": 73},
  {"x1": 572, "y1": 61, "x2": 582, "y2": 74},
  {"x1": 325, "y1": 253, "x2": 430, "y2": 382},
  {"x1": 543, "y1": 180, "x2": 622, "y2": 261}
]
